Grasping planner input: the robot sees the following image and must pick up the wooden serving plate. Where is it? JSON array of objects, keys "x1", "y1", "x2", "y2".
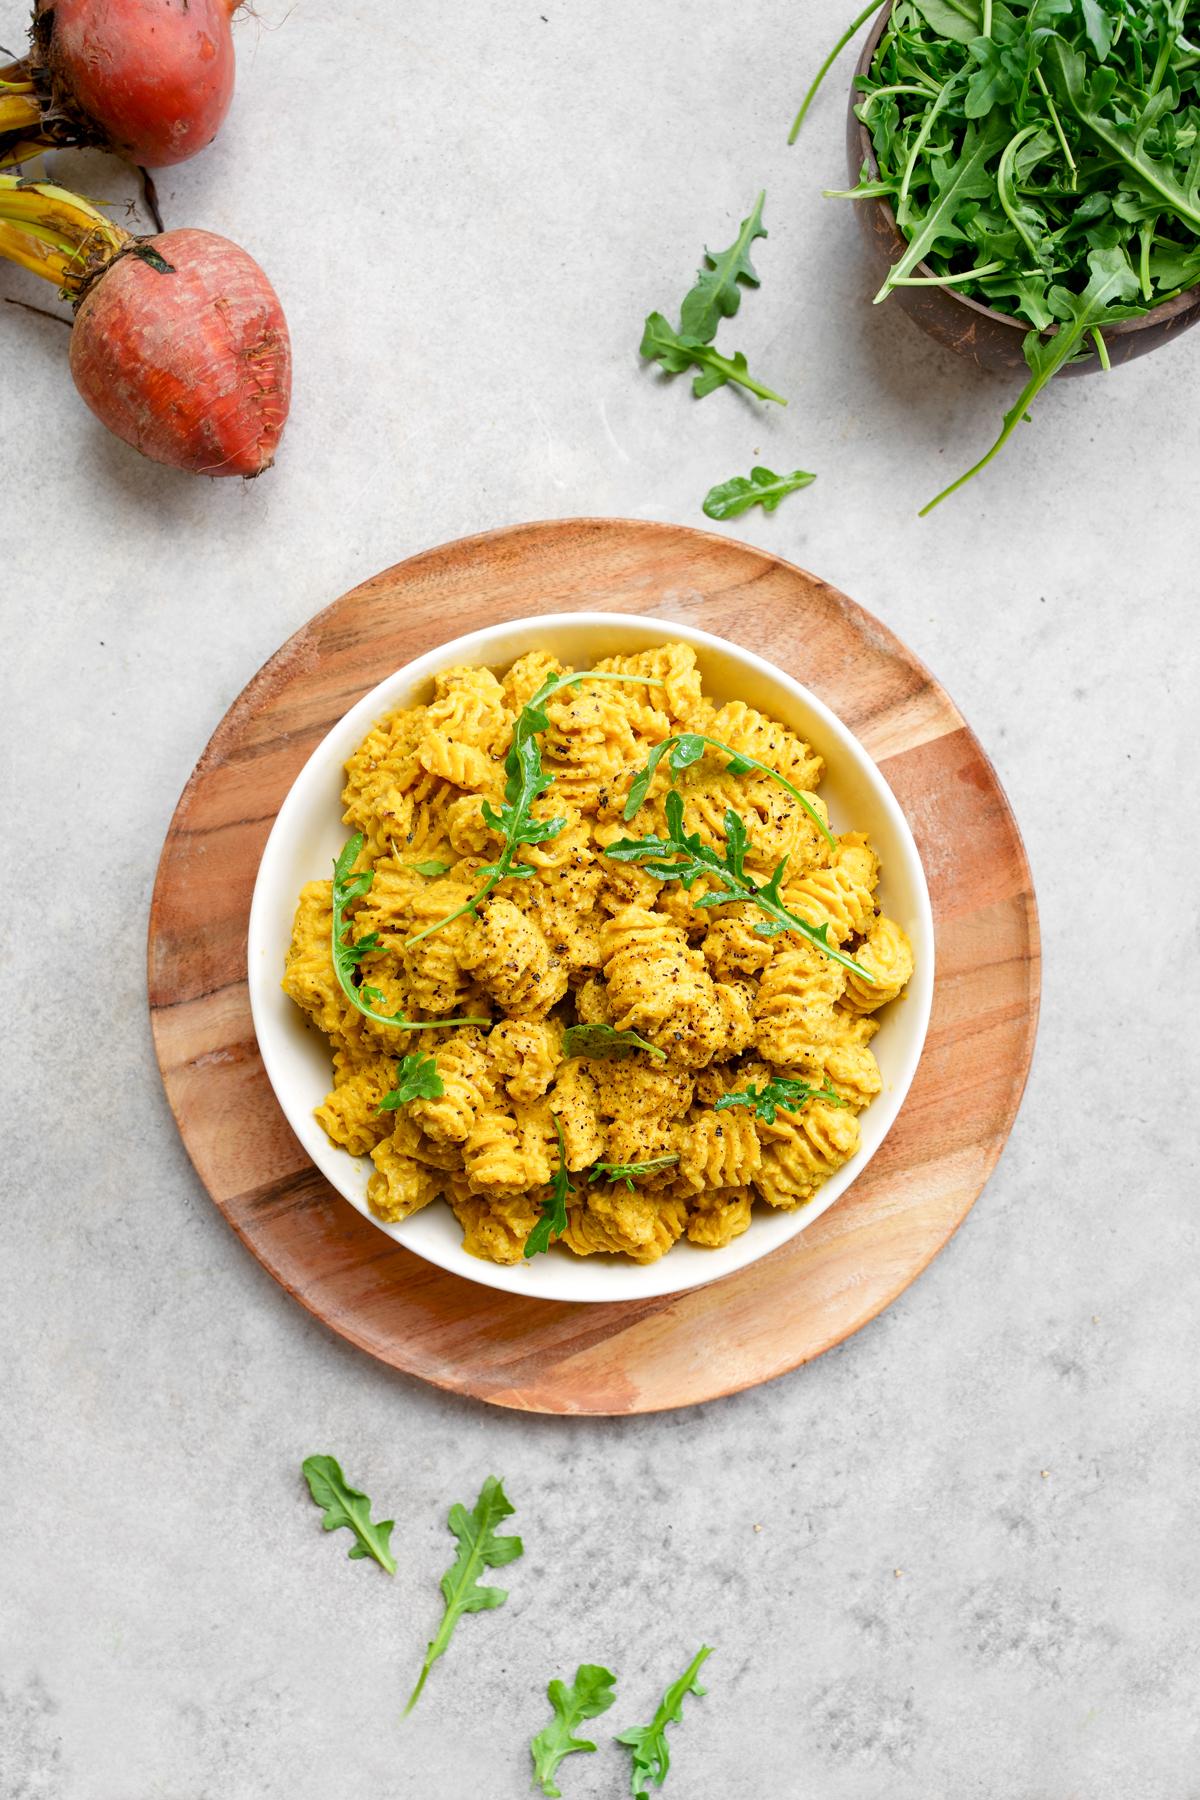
[{"x1": 148, "y1": 519, "x2": 1039, "y2": 1414}]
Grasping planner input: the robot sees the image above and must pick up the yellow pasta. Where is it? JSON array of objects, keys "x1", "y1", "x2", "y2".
[{"x1": 283, "y1": 641, "x2": 915, "y2": 1264}]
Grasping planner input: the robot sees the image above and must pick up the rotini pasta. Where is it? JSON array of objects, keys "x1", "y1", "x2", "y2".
[{"x1": 283, "y1": 642, "x2": 915, "y2": 1264}]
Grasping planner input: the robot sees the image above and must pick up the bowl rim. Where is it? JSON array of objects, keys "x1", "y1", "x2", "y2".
[
  {"x1": 246, "y1": 609, "x2": 936, "y2": 1306},
  {"x1": 851, "y1": 0, "x2": 1200, "y2": 340}
]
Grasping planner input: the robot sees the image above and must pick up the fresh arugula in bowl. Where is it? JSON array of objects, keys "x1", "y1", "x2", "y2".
[{"x1": 795, "y1": 0, "x2": 1200, "y2": 508}]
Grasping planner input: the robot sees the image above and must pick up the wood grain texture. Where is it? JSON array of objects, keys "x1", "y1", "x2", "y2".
[{"x1": 147, "y1": 519, "x2": 1040, "y2": 1414}]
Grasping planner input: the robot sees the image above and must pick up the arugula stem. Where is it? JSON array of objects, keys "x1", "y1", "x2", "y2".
[
  {"x1": 693, "y1": 344, "x2": 787, "y2": 404},
  {"x1": 1033, "y1": 69, "x2": 1077, "y2": 189},
  {"x1": 897, "y1": 73, "x2": 963, "y2": 212},
  {"x1": 788, "y1": 0, "x2": 890, "y2": 143},
  {"x1": 1091, "y1": 325, "x2": 1110, "y2": 370},
  {"x1": 998, "y1": 124, "x2": 1048, "y2": 263},
  {"x1": 892, "y1": 260, "x2": 1004, "y2": 284}
]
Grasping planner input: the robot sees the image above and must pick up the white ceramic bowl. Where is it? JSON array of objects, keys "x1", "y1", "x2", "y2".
[{"x1": 248, "y1": 612, "x2": 934, "y2": 1304}]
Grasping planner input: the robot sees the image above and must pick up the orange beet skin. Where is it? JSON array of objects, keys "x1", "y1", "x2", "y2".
[
  {"x1": 70, "y1": 229, "x2": 291, "y2": 477},
  {"x1": 39, "y1": 0, "x2": 240, "y2": 167}
]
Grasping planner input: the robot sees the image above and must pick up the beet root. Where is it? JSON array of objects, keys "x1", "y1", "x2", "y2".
[
  {"x1": 35, "y1": 0, "x2": 241, "y2": 167},
  {"x1": 70, "y1": 227, "x2": 291, "y2": 477}
]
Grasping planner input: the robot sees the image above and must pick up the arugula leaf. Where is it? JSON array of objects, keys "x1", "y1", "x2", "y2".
[
  {"x1": 639, "y1": 312, "x2": 786, "y2": 405},
  {"x1": 922, "y1": 243, "x2": 1142, "y2": 512},
  {"x1": 623, "y1": 732, "x2": 835, "y2": 849},
  {"x1": 1044, "y1": 36, "x2": 1200, "y2": 234},
  {"x1": 588, "y1": 1155, "x2": 679, "y2": 1191},
  {"x1": 910, "y1": 0, "x2": 981, "y2": 43},
  {"x1": 604, "y1": 792, "x2": 873, "y2": 981},
  {"x1": 409, "y1": 858, "x2": 451, "y2": 877},
  {"x1": 715, "y1": 1074, "x2": 846, "y2": 1125},
  {"x1": 406, "y1": 672, "x2": 660, "y2": 948},
  {"x1": 561, "y1": 1022, "x2": 668, "y2": 1063},
  {"x1": 301, "y1": 1454, "x2": 396, "y2": 1574},
  {"x1": 702, "y1": 465, "x2": 816, "y2": 520},
  {"x1": 377, "y1": 1051, "x2": 444, "y2": 1113},
  {"x1": 879, "y1": 114, "x2": 1008, "y2": 300},
  {"x1": 530, "y1": 1664, "x2": 618, "y2": 1798},
  {"x1": 524, "y1": 1116, "x2": 575, "y2": 1259},
  {"x1": 330, "y1": 836, "x2": 489, "y2": 1031},
  {"x1": 679, "y1": 191, "x2": 767, "y2": 342},
  {"x1": 405, "y1": 1476, "x2": 523, "y2": 1714},
  {"x1": 616, "y1": 1647, "x2": 712, "y2": 1800}
]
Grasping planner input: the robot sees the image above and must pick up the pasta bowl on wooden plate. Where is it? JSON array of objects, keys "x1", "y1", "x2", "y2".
[{"x1": 247, "y1": 612, "x2": 935, "y2": 1305}]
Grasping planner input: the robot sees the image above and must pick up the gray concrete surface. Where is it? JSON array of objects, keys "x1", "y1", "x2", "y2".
[{"x1": 3, "y1": 2, "x2": 1198, "y2": 1795}]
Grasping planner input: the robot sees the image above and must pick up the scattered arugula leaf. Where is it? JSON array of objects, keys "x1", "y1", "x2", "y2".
[
  {"x1": 715, "y1": 1074, "x2": 847, "y2": 1125},
  {"x1": 702, "y1": 464, "x2": 816, "y2": 520},
  {"x1": 524, "y1": 1116, "x2": 574, "y2": 1259},
  {"x1": 616, "y1": 1646, "x2": 713, "y2": 1800},
  {"x1": 679, "y1": 190, "x2": 768, "y2": 342},
  {"x1": 639, "y1": 312, "x2": 786, "y2": 405},
  {"x1": 530, "y1": 1664, "x2": 618, "y2": 1798},
  {"x1": 794, "y1": 0, "x2": 1200, "y2": 506},
  {"x1": 330, "y1": 835, "x2": 489, "y2": 1031},
  {"x1": 605, "y1": 791, "x2": 874, "y2": 981},
  {"x1": 406, "y1": 1476, "x2": 523, "y2": 1714},
  {"x1": 623, "y1": 731, "x2": 835, "y2": 848},
  {"x1": 406, "y1": 672, "x2": 660, "y2": 949},
  {"x1": 409, "y1": 858, "x2": 452, "y2": 877},
  {"x1": 301, "y1": 1454, "x2": 396, "y2": 1574},
  {"x1": 377, "y1": 1051, "x2": 445, "y2": 1113},
  {"x1": 588, "y1": 1155, "x2": 679, "y2": 1190},
  {"x1": 561, "y1": 1022, "x2": 668, "y2": 1063}
]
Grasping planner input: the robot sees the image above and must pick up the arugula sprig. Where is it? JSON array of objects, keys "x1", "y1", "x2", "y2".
[
  {"x1": 406, "y1": 1476, "x2": 523, "y2": 1714},
  {"x1": 616, "y1": 1646, "x2": 712, "y2": 1800},
  {"x1": 640, "y1": 313, "x2": 786, "y2": 404},
  {"x1": 377, "y1": 1052, "x2": 444, "y2": 1113},
  {"x1": 640, "y1": 193, "x2": 786, "y2": 404},
  {"x1": 588, "y1": 1155, "x2": 680, "y2": 1191},
  {"x1": 623, "y1": 731, "x2": 836, "y2": 849},
  {"x1": 530, "y1": 1664, "x2": 618, "y2": 1798},
  {"x1": 715, "y1": 1074, "x2": 847, "y2": 1125},
  {"x1": 301, "y1": 1454, "x2": 396, "y2": 1574},
  {"x1": 524, "y1": 1115, "x2": 574, "y2": 1260},
  {"x1": 405, "y1": 670, "x2": 661, "y2": 949},
  {"x1": 561, "y1": 1022, "x2": 668, "y2": 1064},
  {"x1": 331, "y1": 836, "x2": 489, "y2": 1031},
  {"x1": 702, "y1": 465, "x2": 816, "y2": 520},
  {"x1": 680, "y1": 189, "x2": 768, "y2": 340},
  {"x1": 604, "y1": 792, "x2": 874, "y2": 982},
  {"x1": 795, "y1": 0, "x2": 1200, "y2": 507}
]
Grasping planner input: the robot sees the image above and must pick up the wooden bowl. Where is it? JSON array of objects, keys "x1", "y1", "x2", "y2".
[{"x1": 847, "y1": 5, "x2": 1200, "y2": 375}]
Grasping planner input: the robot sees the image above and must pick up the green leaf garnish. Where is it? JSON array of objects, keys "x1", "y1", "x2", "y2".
[
  {"x1": 588, "y1": 1155, "x2": 679, "y2": 1191},
  {"x1": 561, "y1": 1022, "x2": 668, "y2": 1064},
  {"x1": 622, "y1": 731, "x2": 835, "y2": 849},
  {"x1": 530, "y1": 1664, "x2": 618, "y2": 1798},
  {"x1": 604, "y1": 792, "x2": 874, "y2": 981},
  {"x1": 616, "y1": 1646, "x2": 712, "y2": 1800},
  {"x1": 405, "y1": 671, "x2": 661, "y2": 949},
  {"x1": 330, "y1": 835, "x2": 489, "y2": 1031},
  {"x1": 639, "y1": 312, "x2": 786, "y2": 404},
  {"x1": 377, "y1": 1051, "x2": 445, "y2": 1113},
  {"x1": 678, "y1": 190, "x2": 768, "y2": 343},
  {"x1": 702, "y1": 465, "x2": 816, "y2": 520},
  {"x1": 409, "y1": 858, "x2": 452, "y2": 877},
  {"x1": 405, "y1": 1476, "x2": 523, "y2": 1714},
  {"x1": 524, "y1": 1115, "x2": 574, "y2": 1259},
  {"x1": 301, "y1": 1454, "x2": 396, "y2": 1574},
  {"x1": 714, "y1": 1075, "x2": 846, "y2": 1125}
]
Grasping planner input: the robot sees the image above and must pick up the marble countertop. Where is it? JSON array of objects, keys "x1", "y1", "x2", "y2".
[{"x1": 3, "y1": 2, "x2": 1196, "y2": 1794}]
